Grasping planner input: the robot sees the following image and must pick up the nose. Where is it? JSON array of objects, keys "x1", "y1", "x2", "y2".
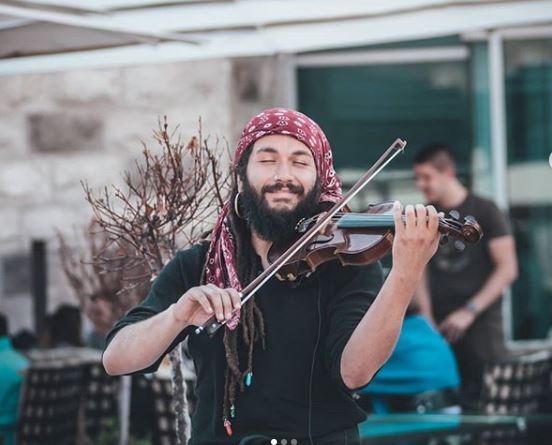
[{"x1": 274, "y1": 161, "x2": 293, "y2": 183}]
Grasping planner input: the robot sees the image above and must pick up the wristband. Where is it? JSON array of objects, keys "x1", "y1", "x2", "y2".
[{"x1": 465, "y1": 301, "x2": 479, "y2": 316}]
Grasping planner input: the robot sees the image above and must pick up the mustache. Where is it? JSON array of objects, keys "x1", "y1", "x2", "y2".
[
  {"x1": 239, "y1": 177, "x2": 322, "y2": 243},
  {"x1": 261, "y1": 182, "x2": 304, "y2": 195}
]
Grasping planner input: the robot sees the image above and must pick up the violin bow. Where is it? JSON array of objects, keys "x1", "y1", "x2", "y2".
[{"x1": 195, "y1": 138, "x2": 406, "y2": 337}]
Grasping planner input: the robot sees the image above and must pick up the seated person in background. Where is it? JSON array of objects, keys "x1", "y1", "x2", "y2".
[
  {"x1": 11, "y1": 330, "x2": 37, "y2": 352},
  {"x1": 0, "y1": 313, "x2": 30, "y2": 445},
  {"x1": 48, "y1": 305, "x2": 83, "y2": 347},
  {"x1": 356, "y1": 302, "x2": 461, "y2": 414}
]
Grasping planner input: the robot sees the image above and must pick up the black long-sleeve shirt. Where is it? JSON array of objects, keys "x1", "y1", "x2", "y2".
[{"x1": 105, "y1": 243, "x2": 384, "y2": 444}]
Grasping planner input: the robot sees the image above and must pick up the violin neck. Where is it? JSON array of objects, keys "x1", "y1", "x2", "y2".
[{"x1": 336, "y1": 214, "x2": 443, "y2": 231}]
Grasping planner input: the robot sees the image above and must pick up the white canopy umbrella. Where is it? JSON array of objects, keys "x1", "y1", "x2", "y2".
[{"x1": 1, "y1": 0, "x2": 552, "y2": 74}]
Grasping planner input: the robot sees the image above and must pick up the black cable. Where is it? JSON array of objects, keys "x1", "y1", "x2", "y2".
[{"x1": 307, "y1": 275, "x2": 323, "y2": 445}]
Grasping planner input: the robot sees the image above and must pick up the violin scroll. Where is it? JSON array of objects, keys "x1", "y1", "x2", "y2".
[{"x1": 439, "y1": 212, "x2": 482, "y2": 245}]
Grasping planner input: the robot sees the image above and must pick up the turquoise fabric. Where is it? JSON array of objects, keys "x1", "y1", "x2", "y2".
[
  {"x1": 0, "y1": 337, "x2": 30, "y2": 445},
  {"x1": 360, "y1": 315, "x2": 460, "y2": 396}
]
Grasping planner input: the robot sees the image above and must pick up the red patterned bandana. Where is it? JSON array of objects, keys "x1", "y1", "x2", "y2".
[{"x1": 203, "y1": 108, "x2": 342, "y2": 328}]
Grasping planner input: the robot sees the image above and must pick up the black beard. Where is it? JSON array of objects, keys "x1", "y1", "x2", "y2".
[{"x1": 240, "y1": 178, "x2": 321, "y2": 243}]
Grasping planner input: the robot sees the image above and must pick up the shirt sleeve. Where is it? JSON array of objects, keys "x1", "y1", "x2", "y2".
[
  {"x1": 103, "y1": 244, "x2": 206, "y2": 374},
  {"x1": 480, "y1": 199, "x2": 512, "y2": 240},
  {"x1": 324, "y1": 261, "x2": 384, "y2": 393}
]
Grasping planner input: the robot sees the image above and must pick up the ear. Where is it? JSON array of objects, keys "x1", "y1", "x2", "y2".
[{"x1": 444, "y1": 166, "x2": 456, "y2": 179}]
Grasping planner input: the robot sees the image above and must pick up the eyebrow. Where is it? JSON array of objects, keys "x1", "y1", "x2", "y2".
[{"x1": 255, "y1": 146, "x2": 313, "y2": 157}]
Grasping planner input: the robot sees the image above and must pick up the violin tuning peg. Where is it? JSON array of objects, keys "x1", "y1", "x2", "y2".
[
  {"x1": 439, "y1": 234, "x2": 449, "y2": 246},
  {"x1": 449, "y1": 210, "x2": 460, "y2": 221},
  {"x1": 453, "y1": 240, "x2": 466, "y2": 252}
]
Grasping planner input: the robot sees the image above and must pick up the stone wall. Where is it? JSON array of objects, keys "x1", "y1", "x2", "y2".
[{"x1": 0, "y1": 55, "x2": 293, "y2": 334}]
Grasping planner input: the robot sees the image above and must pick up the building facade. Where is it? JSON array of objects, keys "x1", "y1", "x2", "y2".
[{"x1": 0, "y1": 0, "x2": 550, "y2": 346}]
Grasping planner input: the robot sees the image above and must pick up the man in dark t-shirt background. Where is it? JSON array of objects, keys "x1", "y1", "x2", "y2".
[{"x1": 413, "y1": 143, "x2": 518, "y2": 408}]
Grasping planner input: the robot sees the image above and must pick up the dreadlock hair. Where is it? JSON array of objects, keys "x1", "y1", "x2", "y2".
[{"x1": 219, "y1": 145, "x2": 267, "y2": 426}]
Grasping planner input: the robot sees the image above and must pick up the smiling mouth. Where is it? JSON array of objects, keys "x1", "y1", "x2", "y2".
[{"x1": 266, "y1": 189, "x2": 297, "y2": 200}]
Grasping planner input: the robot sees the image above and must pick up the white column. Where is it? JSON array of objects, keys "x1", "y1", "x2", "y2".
[
  {"x1": 489, "y1": 30, "x2": 515, "y2": 344},
  {"x1": 488, "y1": 30, "x2": 509, "y2": 210}
]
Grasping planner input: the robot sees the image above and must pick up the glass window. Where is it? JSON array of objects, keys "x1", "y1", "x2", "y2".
[
  {"x1": 504, "y1": 38, "x2": 552, "y2": 340},
  {"x1": 298, "y1": 61, "x2": 470, "y2": 176}
]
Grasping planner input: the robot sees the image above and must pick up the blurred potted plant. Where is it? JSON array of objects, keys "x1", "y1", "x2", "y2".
[{"x1": 80, "y1": 117, "x2": 231, "y2": 445}]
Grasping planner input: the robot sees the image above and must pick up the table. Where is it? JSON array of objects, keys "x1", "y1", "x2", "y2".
[{"x1": 359, "y1": 413, "x2": 552, "y2": 444}]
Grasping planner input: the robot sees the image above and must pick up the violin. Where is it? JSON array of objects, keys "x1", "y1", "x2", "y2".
[
  {"x1": 268, "y1": 202, "x2": 482, "y2": 282},
  {"x1": 195, "y1": 138, "x2": 482, "y2": 337}
]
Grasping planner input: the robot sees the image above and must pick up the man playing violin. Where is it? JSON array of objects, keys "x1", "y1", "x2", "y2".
[{"x1": 103, "y1": 108, "x2": 441, "y2": 445}]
